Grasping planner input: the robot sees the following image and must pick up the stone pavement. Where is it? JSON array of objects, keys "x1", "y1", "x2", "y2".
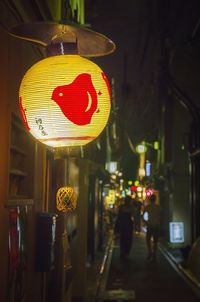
[{"x1": 90, "y1": 232, "x2": 200, "y2": 302}]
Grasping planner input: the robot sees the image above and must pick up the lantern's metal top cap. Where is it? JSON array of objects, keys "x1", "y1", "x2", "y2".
[{"x1": 9, "y1": 21, "x2": 116, "y2": 57}]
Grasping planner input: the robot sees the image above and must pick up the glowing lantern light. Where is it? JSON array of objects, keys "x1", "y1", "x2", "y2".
[
  {"x1": 146, "y1": 191, "x2": 151, "y2": 197},
  {"x1": 19, "y1": 55, "x2": 111, "y2": 148},
  {"x1": 153, "y1": 141, "x2": 159, "y2": 150},
  {"x1": 56, "y1": 186, "x2": 77, "y2": 213},
  {"x1": 137, "y1": 186, "x2": 143, "y2": 192},
  {"x1": 146, "y1": 188, "x2": 153, "y2": 197},
  {"x1": 136, "y1": 144, "x2": 147, "y2": 154},
  {"x1": 130, "y1": 185, "x2": 137, "y2": 191}
]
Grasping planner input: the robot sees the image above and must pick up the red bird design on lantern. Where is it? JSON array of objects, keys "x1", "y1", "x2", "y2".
[{"x1": 51, "y1": 73, "x2": 99, "y2": 125}]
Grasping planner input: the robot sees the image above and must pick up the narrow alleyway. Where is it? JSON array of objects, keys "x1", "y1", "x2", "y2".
[{"x1": 87, "y1": 232, "x2": 200, "y2": 302}]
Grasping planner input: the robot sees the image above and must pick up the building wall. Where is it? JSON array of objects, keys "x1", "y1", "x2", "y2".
[
  {"x1": 72, "y1": 158, "x2": 89, "y2": 299},
  {"x1": 0, "y1": 26, "x2": 47, "y2": 302},
  {"x1": 167, "y1": 97, "x2": 192, "y2": 246},
  {"x1": 0, "y1": 4, "x2": 107, "y2": 301},
  {"x1": 0, "y1": 28, "x2": 10, "y2": 302}
]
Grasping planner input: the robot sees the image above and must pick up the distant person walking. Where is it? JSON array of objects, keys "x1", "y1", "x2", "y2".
[
  {"x1": 143, "y1": 194, "x2": 162, "y2": 262},
  {"x1": 114, "y1": 196, "x2": 134, "y2": 259},
  {"x1": 132, "y1": 197, "x2": 142, "y2": 234}
]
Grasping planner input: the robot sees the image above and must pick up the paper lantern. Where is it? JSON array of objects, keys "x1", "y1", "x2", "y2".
[
  {"x1": 56, "y1": 186, "x2": 77, "y2": 213},
  {"x1": 19, "y1": 55, "x2": 111, "y2": 147}
]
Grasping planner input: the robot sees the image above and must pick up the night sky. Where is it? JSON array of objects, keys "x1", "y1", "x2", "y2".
[{"x1": 84, "y1": 0, "x2": 200, "y2": 179}]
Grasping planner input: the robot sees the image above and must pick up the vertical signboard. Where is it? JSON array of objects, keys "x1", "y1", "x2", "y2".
[{"x1": 169, "y1": 222, "x2": 184, "y2": 243}]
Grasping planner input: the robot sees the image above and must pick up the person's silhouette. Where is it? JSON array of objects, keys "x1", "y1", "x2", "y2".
[
  {"x1": 115, "y1": 196, "x2": 134, "y2": 259},
  {"x1": 143, "y1": 194, "x2": 162, "y2": 261}
]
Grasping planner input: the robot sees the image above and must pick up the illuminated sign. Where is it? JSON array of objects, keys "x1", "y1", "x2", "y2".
[
  {"x1": 169, "y1": 222, "x2": 184, "y2": 243},
  {"x1": 19, "y1": 55, "x2": 111, "y2": 148},
  {"x1": 136, "y1": 144, "x2": 147, "y2": 154},
  {"x1": 143, "y1": 212, "x2": 149, "y2": 221},
  {"x1": 145, "y1": 161, "x2": 151, "y2": 176},
  {"x1": 138, "y1": 168, "x2": 145, "y2": 177},
  {"x1": 108, "y1": 189, "x2": 115, "y2": 204},
  {"x1": 106, "y1": 161, "x2": 118, "y2": 173}
]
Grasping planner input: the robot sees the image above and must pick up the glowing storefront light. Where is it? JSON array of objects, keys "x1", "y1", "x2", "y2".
[
  {"x1": 121, "y1": 191, "x2": 126, "y2": 197},
  {"x1": 108, "y1": 189, "x2": 116, "y2": 204},
  {"x1": 137, "y1": 186, "x2": 143, "y2": 192},
  {"x1": 146, "y1": 188, "x2": 153, "y2": 197},
  {"x1": 138, "y1": 168, "x2": 145, "y2": 177},
  {"x1": 143, "y1": 212, "x2": 149, "y2": 221},
  {"x1": 19, "y1": 55, "x2": 111, "y2": 147},
  {"x1": 153, "y1": 141, "x2": 159, "y2": 150},
  {"x1": 130, "y1": 185, "x2": 137, "y2": 191}
]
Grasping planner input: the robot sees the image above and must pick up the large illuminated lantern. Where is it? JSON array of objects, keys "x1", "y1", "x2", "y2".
[
  {"x1": 10, "y1": 22, "x2": 116, "y2": 148},
  {"x1": 19, "y1": 55, "x2": 111, "y2": 147}
]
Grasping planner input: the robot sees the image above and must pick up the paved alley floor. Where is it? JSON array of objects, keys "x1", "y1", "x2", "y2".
[{"x1": 97, "y1": 233, "x2": 200, "y2": 302}]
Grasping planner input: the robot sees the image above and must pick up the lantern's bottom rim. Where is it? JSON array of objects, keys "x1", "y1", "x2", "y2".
[{"x1": 39, "y1": 135, "x2": 96, "y2": 147}]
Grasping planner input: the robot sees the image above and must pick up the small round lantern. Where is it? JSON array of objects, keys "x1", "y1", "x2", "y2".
[
  {"x1": 56, "y1": 186, "x2": 77, "y2": 213},
  {"x1": 19, "y1": 54, "x2": 111, "y2": 147}
]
